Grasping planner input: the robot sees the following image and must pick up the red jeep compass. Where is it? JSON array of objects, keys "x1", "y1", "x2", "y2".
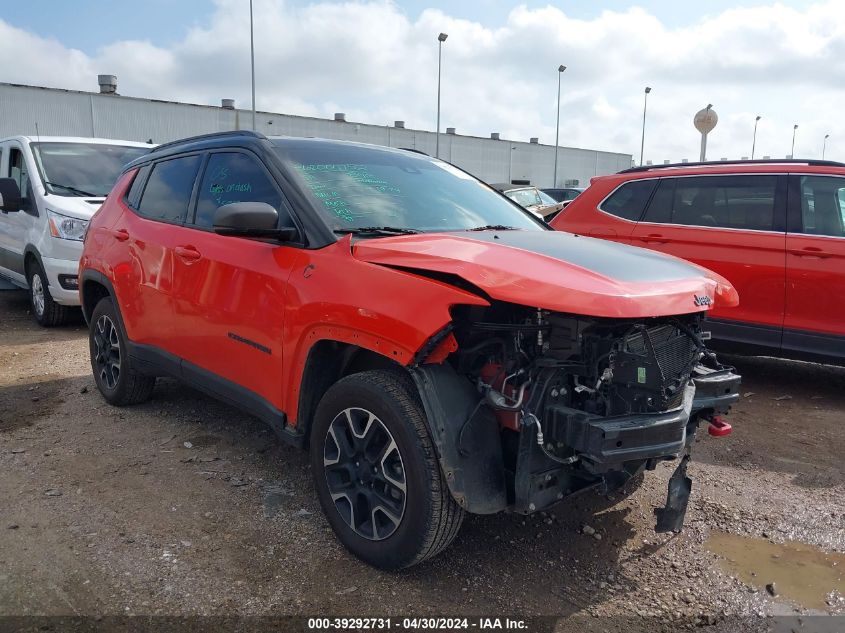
[
  {"x1": 551, "y1": 159, "x2": 845, "y2": 364},
  {"x1": 79, "y1": 132, "x2": 740, "y2": 569}
]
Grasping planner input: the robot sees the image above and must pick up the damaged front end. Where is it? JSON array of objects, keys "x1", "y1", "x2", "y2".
[{"x1": 412, "y1": 302, "x2": 740, "y2": 534}]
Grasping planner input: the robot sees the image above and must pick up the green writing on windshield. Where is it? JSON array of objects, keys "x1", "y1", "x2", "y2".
[{"x1": 293, "y1": 163, "x2": 403, "y2": 223}]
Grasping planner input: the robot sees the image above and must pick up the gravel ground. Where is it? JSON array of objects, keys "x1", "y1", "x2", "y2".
[{"x1": 0, "y1": 289, "x2": 843, "y2": 632}]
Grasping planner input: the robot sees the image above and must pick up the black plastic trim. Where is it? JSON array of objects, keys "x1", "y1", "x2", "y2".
[
  {"x1": 547, "y1": 385, "x2": 694, "y2": 469},
  {"x1": 0, "y1": 245, "x2": 24, "y2": 275},
  {"x1": 620, "y1": 158, "x2": 845, "y2": 174}
]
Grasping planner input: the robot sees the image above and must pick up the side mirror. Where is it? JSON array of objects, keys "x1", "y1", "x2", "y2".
[
  {"x1": 212, "y1": 202, "x2": 298, "y2": 241},
  {"x1": 0, "y1": 178, "x2": 22, "y2": 213}
]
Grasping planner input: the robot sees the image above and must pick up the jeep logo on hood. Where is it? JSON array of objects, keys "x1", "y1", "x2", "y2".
[{"x1": 693, "y1": 295, "x2": 712, "y2": 307}]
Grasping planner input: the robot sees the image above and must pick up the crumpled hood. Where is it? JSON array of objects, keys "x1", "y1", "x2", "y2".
[{"x1": 352, "y1": 230, "x2": 738, "y2": 318}]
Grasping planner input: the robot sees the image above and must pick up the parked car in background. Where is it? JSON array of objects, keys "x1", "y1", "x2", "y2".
[
  {"x1": 542, "y1": 186, "x2": 585, "y2": 205},
  {"x1": 551, "y1": 159, "x2": 845, "y2": 365},
  {"x1": 490, "y1": 183, "x2": 564, "y2": 220},
  {"x1": 79, "y1": 131, "x2": 739, "y2": 569},
  {"x1": 0, "y1": 136, "x2": 151, "y2": 325}
]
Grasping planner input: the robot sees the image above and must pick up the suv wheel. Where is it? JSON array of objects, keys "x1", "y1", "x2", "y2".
[
  {"x1": 27, "y1": 261, "x2": 70, "y2": 327},
  {"x1": 310, "y1": 370, "x2": 464, "y2": 569},
  {"x1": 89, "y1": 297, "x2": 155, "y2": 405}
]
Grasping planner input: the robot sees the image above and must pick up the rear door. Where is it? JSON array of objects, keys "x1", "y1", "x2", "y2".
[
  {"x1": 630, "y1": 174, "x2": 787, "y2": 348},
  {"x1": 590, "y1": 178, "x2": 657, "y2": 243},
  {"x1": 168, "y1": 150, "x2": 301, "y2": 413},
  {"x1": 119, "y1": 154, "x2": 202, "y2": 350},
  {"x1": 783, "y1": 174, "x2": 845, "y2": 358}
]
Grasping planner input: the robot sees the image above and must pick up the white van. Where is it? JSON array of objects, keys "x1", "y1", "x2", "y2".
[{"x1": 0, "y1": 136, "x2": 152, "y2": 325}]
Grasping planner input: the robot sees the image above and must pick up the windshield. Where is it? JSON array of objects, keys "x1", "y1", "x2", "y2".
[
  {"x1": 274, "y1": 142, "x2": 544, "y2": 232},
  {"x1": 538, "y1": 190, "x2": 558, "y2": 205},
  {"x1": 505, "y1": 188, "x2": 542, "y2": 208},
  {"x1": 31, "y1": 142, "x2": 150, "y2": 197}
]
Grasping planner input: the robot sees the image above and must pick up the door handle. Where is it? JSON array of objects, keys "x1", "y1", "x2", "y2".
[
  {"x1": 788, "y1": 247, "x2": 832, "y2": 258},
  {"x1": 174, "y1": 246, "x2": 202, "y2": 262},
  {"x1": 109, "y1": 228, "x2": 129, "y2": 242},
  {"x1": 639, "y1": 233, "x2": 668, "y2": 244}
]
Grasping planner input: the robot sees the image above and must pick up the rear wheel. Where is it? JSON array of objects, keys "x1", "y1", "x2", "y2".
[
  {"x1": 27, "y1": 261, "x2": 70, "y2": 327},
  {"x1": 310, "y1": 370, "x2": 464, "y2": 569},
  {"x1": 89, "y1": 297, "x2": 155, "y2": 405}
]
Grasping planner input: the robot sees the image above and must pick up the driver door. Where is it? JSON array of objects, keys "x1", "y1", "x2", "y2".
[
  {"x1": 169, "y1": 150, "x2": 301, "y2": 414},
  {"x1": 0, "y1": 144, "x2": 35, "y2": 284}
]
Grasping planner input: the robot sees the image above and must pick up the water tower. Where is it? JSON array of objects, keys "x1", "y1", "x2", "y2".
[{"x1": 694, "y1": 105, "x2": 718, "y2": 161}]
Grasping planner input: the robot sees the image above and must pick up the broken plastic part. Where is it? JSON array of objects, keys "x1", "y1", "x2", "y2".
[{"x1": 655, "y1": 453, "x2": 692, "y2": 533}]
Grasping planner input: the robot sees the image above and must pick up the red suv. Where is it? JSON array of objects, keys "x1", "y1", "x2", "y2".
[
  {"x1": 79, "y1": 132, "x2": 740, "y2": 569},
  {"x1": 551, "y1": 159, "x2": 845, "y2": 365}
]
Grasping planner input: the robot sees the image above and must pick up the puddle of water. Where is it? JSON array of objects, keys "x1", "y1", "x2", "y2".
[{"x1": 706, "y1": 531, "x2": 845, "y2": 611}]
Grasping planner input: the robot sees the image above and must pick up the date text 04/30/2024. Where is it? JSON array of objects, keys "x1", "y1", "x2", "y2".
[{"x1": 307, "y1": 618, "x2": 528, "y2": 630}]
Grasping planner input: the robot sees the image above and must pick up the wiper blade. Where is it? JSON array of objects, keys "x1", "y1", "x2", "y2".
[
  {"x1": 465, "y1": 225, "x2": 520, "y2": 231},
  {"x1": 334, "y1": 226, "x2": 421, "y2": 236},
  {"x1": 44, "y1": 181, "x2": 102, "y2": 197}
]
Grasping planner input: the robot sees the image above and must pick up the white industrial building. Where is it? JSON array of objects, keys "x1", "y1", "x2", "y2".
[{"x1": 0, "y1": 79, "x2": 632, "y2": 187}]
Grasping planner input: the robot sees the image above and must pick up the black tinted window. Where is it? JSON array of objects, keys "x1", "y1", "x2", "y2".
[
  {"x1": 600, "y1": 180, "x2": 656, "y2": 221},
  {"x1": 194, "y1": 153, "x2": 286, "y2": 228},
  {"x1": 797, "y1": 176, "x2": 845, "y2": 237},
  {"x1": 126, "y1": 165, "x2": 149, "y2": 208},
  {"x1": 136, "y1": 155, "x2": 200, "y2": 223},
  {"x1": 643, "y1": 175, "x2": 776, "y2": 231}
]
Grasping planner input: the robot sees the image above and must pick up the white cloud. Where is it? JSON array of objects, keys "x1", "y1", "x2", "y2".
[{"x1": 2, "y1": 0, "x2": 844, "y2": 162}]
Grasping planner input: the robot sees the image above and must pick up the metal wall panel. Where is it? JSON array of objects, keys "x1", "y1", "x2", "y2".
[{"x1": 0, "y1": 83, "x2": 632, "y2": 187}]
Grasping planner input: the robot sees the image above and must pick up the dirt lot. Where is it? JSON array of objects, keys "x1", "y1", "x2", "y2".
[{"x1": 1, "y1": 289, "x2": 843, "y2": 632}]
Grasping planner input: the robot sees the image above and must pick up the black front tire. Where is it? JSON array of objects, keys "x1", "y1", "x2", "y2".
[
  {"x1": 310, "y1": 370, "x2": 464, "y2": 569},
  {"x1": 89, "y1": 296, "x2": 155, "y2": 406},
  {"x1": 27, "y1": 261, "x2": 70, "y2": 327}
]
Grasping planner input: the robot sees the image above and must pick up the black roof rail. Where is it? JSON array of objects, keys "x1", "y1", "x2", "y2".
[
  {"x1": 151, "y1": 130, "x2": 267, "y2": 153},
  {"x1": 619, "y1": 158, "x2": 845, "y2": 174}
]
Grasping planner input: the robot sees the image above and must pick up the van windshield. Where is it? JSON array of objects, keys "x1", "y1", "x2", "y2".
[
  {"x1": 273, "y1": 141, "x2": 544, "y2": 233},
  {"x1": 31, "y1": 142, "x2": 150, "y2": 197}
]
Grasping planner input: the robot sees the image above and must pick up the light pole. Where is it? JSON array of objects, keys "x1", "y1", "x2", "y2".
[
  {"x1": 751, "y1": 115, "x2": 761, "y2": 159},
  {"x1": 435, "y1": 32, "x2": 448, "y2": 159},
  {"x1": 639, "y1": 86, "x2": 651, "y2": 166},
  {"x1": 553, "y1": 65, "x2": 566, "y2": 186},
  {"x1": 249, "y1": 0, "x2": 256, "y2": 131},
  {"x1": 791, "y1": 124, "x2": 798, "y2": 158},
  {"x1": 823, "y1": 133, "x2": 830, "y2": 159}
]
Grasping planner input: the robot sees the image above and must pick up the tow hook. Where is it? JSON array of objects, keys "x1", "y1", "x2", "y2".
[
  {"x1": 707, "y1": 414, "x2": 733, "y2": 437},
  {"x1": 655, "y1": 452, "x2": 692, "y2": 533}
]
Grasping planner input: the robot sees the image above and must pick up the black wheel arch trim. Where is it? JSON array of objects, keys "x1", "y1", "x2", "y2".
[
  {"x1": 22, "y1": 245, "x2": 46, "y2": 280},
  {"x1": 79, "y1": 269, "x2": 121, "y2": 326},
  {"x1": 409, "y1": 363, "x2": 508, "y2": 514}
]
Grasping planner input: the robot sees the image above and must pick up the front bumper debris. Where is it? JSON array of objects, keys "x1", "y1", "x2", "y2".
[
  {"x1": 544, "y1": 384, "x2": 695, "y2": 474},
  {"x1": 655, "y1": 451, "x2": 692, "y2": 533}
]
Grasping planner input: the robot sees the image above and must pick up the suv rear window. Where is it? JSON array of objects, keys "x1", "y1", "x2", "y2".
[
  {"x1": 136, "y1": 155, "x2": 201, "y2": 224},
  {"x1": 600, "y1": 180, "x2": 657, "y2": 221},
  {"x1": 797, "y1": 175, "x2": 845, "y2": 237},
  {"x1": 643, "y1": 175, "x2": 776, "y2": 231}
]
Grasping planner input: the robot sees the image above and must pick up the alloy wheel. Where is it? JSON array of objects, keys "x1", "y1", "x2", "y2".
[
  {"x1": 30, "y1": 273, "x2": 45, "y2": 317},
  {"x1": 93, "y1": 315, "x2": 121, "y2": 389},
  {"x1": 323, "y1": 407, "x2": 407, "y2": 541}
]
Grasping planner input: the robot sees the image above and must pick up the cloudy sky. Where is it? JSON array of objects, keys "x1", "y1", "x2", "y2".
[{"x1": 2, "y1": 0, "x2": 843, "y2": 162}]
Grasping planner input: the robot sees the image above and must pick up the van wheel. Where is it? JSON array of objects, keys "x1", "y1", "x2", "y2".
[
  {"x1": 310, "y1": 370, "x2": 464, "y2": 569},
  {"x1": 89, "y1": 296, "x2": 155, "y2": 405},
  {"x1": 27, "y1": 261, "x2": 70, "y2": 327}
]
